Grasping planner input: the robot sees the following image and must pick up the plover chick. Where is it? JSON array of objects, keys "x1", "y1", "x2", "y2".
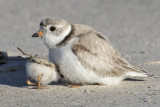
[{"x1": 26, "y1": 57, "x2": 60, "y2": 89}]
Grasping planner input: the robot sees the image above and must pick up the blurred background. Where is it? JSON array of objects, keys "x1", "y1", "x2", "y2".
[{"x1": 0, "y1": 0, "x2": 160, "y2": 63}]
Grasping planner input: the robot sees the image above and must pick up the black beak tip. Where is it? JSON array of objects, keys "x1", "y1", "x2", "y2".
[{"x1": 32, "y1": 33, "x2": 38, "y2": 37}]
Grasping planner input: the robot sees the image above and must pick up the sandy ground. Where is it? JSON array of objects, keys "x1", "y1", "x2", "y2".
[{"x1": 0, "y1": 0, "x2": 160, "y2": 106}]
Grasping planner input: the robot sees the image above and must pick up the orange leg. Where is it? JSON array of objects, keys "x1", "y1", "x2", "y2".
[
  {"x1": 68, "y1": 85, "x2": 81, "y2": 88},
  {"x1": 27, "y1": 77, "x2": 37, "y2": 86},
  {"x1": 37, "y1": 74, "x2": 45, "y2": 89}
]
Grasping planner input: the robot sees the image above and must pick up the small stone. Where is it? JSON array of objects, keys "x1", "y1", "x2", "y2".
[
  {"x1": 140, "y1": 51, "x2": 145, "y2": 54},
  {"x1": 152, "y1": 93, "x2": 157, "y2": 95}
]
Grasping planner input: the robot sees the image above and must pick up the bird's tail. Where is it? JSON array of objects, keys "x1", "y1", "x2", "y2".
[{"x1": 123, "y1": 65, "x2": 148, "y2": 80}]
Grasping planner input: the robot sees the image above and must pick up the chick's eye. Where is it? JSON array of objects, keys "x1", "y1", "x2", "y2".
[{"x1": 50, "y1": 26, "x2": 56, "y2": 31}]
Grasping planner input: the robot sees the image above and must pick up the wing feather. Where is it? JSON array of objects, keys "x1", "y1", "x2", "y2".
[{"x1": 72, "y1": 31, "x2": 144, "y2": 77}]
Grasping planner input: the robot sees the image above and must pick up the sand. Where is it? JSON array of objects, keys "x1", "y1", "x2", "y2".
[{"x1": 0, "y1": 0, "x2": 160, "y2": 106}]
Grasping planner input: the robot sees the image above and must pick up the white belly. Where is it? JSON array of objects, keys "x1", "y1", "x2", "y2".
[
  {"x1": 49, "y1": 45, "x2": 123, "y2": 85},
  {"x1": 49, "y1": 45, "x2": 90, "y2": 84}
]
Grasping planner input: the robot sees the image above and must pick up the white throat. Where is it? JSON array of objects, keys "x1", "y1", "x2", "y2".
[{"x1": 42, "y1": 24, "x2": 72, "y2": 49}]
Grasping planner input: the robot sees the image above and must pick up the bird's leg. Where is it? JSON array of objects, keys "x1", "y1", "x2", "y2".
[
  {"x1": 27, "y1": 77, "x2": 37, "y2": 86},
  {"x1": 98, "y1": 83, "x2": 103, "y2": 86},
  {"x1": 68, "y1": 85, "x2": 81, "y2": 88},
  {"x1": 37, "y1": 74, "x2": 45, "y2": 89}
]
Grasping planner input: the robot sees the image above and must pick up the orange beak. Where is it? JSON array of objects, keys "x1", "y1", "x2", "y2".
[{"x1": 32, "y1": 31, "x2": 44, "y2": 37}]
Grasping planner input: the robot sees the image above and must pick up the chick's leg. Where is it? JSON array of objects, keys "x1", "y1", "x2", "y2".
[
  {"x1": 27, "y1": 77, "x2": 37, "y2": 86},
  {"x1": 37, "y1": 74, "x2": 44, "y2": 89}
]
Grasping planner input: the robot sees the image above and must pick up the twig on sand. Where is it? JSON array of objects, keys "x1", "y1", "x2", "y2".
[
  {"x1": 0, "y1": 65, "x2": 24, "y2": 72},
  {"x1": 17, "y1": 47, "x2": 31, "y2": 57},
  {"x1": 144, "y1": 61, "x2": 160, "y2": 65}
]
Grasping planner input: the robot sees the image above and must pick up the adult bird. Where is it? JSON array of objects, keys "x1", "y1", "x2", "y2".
[{"x1": 32, "y1": 18, "x2": 148, "y2": 86}]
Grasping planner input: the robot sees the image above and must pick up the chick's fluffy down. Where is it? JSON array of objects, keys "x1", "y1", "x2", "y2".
[{"x1": 26, "y1": 61, "x2": 60, "y2": 86}]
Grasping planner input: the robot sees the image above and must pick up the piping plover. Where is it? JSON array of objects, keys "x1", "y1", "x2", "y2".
[{"x1": 32, "y1": 18, "x2": 148, "y2": 86}]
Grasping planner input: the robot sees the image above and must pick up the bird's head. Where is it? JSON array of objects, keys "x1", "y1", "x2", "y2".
[{"x1": 32, "y1": 18, "x2": 71, "y2": 48}]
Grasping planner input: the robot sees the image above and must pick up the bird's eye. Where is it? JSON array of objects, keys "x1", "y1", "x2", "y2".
[{"x1": 50, "y1": 26, "x2": 56, "y2": 31}]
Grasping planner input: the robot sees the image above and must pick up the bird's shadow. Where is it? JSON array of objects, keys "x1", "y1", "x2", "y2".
[
  {"x1": 0, "y1": 56, "x2": 28, "y2": 87},
  {"x1": 0, "y1": 56, "x2": 67, "y2": 87},
  {"x1": 124, "y1": 78, "x2": 144, "y2": 81}
]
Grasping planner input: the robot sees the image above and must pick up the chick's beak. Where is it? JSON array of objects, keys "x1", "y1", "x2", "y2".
[{"x1": 32, "y1": 31, "x2": 44, "y2": 37}]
